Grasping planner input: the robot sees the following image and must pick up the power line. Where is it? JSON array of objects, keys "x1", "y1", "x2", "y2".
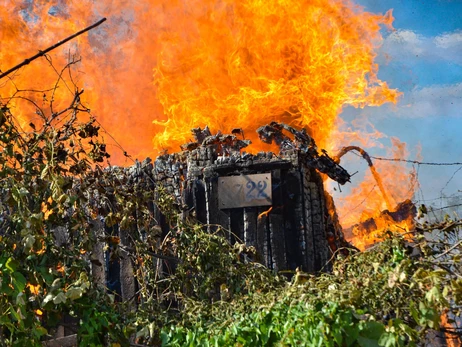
[
  {"x1": 440, "y1": 166, "x2": 462, "y2": 195},
  {"x1": 414, "y1": 195, "x2": 462, "y2": 203},
  {"x1": 370, "y1": 156, "x2": 462, "y2": 166},
  {"x1": 429, "y1": 204, "x2": 462, "y2": 212}
]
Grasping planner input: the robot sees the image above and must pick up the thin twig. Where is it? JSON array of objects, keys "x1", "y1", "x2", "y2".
[
  {"x1": 46, "y1": 89, "x2": 84, "y2": 125},
  {"x1": 434, "y1": 240, "x2": 462, "y2": 259},
  {"x1": 46, "y1": 55, "x2": 81, "y2": 115},
  {"x1": 117, "y1": 243, "x2": 180, "y2": 263}
]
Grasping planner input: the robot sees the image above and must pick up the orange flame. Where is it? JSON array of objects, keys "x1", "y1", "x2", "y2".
[
  {"x1": 258, "y1": 207, "x2": 273, "y2": 220},
  {"x1": 336, "y1": 138, "x2": 417, "y2": 250},
  {"x1": 152, "y1": 0, "x2": 399, "y2": 153},
  {"x1": 441, "y1": 310, "x2": 462, "y2": 347},
  {"x1": 1, "y1": 0, "x2": 415, "y2": 249},
  {"x1": 0, "y1": 0, "x2": 399, "y2": 159},
  {"x1": 0, "y1": 0, "x2": 163, "y2": 163}
]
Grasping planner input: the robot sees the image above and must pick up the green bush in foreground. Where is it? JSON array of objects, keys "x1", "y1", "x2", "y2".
[{"x1": 156, "y1": 231, "x2": 460, "y2": 346}]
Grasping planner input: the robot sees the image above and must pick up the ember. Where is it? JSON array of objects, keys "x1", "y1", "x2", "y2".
[{"x1": 346, "y1": 199, "x2": 417, "y2": 250}]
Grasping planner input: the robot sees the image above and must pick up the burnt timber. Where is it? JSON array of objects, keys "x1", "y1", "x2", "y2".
[{"x1": 153, "y1": 123, "x2": 350, "y2": 273}]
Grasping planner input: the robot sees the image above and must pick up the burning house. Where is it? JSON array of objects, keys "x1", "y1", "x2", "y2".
[
  {"x1": 0, "y1": 0, "x2": 434, "y2": 343},
  {"x1": 0, "y1": 0, "x2": 417, "y2": 251},
  {"x1": 153, "y1": 122, "x2": 352, "y2": 273},
  {"x1": 0, "y1": 0, "x2": 421, "y2": 310}
]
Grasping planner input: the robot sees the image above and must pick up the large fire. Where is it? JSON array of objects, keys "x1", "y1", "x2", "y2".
[
  {"x1": 0, "y1": 0, "x2": 416, "y2": 249},
  {"x1": 152, "y1": 0, "x2": 399, "y2": 153}
]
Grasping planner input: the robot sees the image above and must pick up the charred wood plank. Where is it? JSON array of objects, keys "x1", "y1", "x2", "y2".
[
  {"x1": 283, "y1": 169, "x2": 305, "y2": 271},
  {"x1": 257, "y1": 122, "x2": 350, "y2": 184},
  {"x1": 269, "y1": 214, "x2": 286, "y2": 271},
  {"x1": 230, "y1": 209, "x2": 244, "y2": 244},
  {"x1": 244, "y1": 207, "x2": 257, "y2": 249},
  {"x1": 308, "y1": 178, "x2": 330, "y2": 272},
  {"x1": 205, "y1": 174, "x2": 231, "y2": 241},
  {"x1": 217, "y1": 209, "x2": 231, "y2": 242},
  {"x1": 256, "y1": 207, "x2": 270, "y2": 267},
  {"x1": 269, "y1": 169, "x2": 286, "y2": 271},
  {"x1": 193, "y1": 179, "x2": 207, "y2": 224},
  {"x1": 119, "y1": 228, "x2": 136, "y2": 311},
  {"x1": 213, "y1": 160, "x2": 292, "y2": 176},
  {"x1": 301, "y1": 166, "x2": 315, "y2": 273}
]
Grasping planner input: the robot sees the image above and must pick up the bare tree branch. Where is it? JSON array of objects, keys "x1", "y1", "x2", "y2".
[{"x1": 0, "y1": 18, "x2": 106, "y2": 80}]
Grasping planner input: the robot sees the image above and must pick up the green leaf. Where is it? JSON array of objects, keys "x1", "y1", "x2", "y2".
[
  {"x1": 149, "y1": 322, "x2": 156, "y2": 339},
  {"x1": 0, "y1": 256, "x2": 7, "y2": 269},
  {"x1": 66, "y1": 287, "x2": 83, "y2": 300},
  {"x1": 50, "y1": 278, "x2": 62, "y2": 292},
  {"x1": 16, "y1": 292, "x2": 26, "y2": 306},
  {"x1": 18, "y1": 187, "x2": 29, "y2": 197},
  {"x1": 53, "y1": 292, "x2": 67, "y2": 304},
  {"x1": 10, "y1": 306, "x2": 22, "y2": 322},
  {"x1": 23, "y1": 234, "x2": 35, "y2": 250},
  {"x1": 362, "y1": 321, "x2": 385, "y2": 341},
  {"x1": 42, "y1": 293, "x2": 54, "y2": 306},
  {"x1": 425, "y1": 286, "x2": 441, "y2": 303},
  {"x1": 136, "y1": 326, "x2": 149, "y2": 339},
  {"x1": 378, "y1": 332, "x2": 396, "y2": 347},
  {"x1": 1, "y1": 276, "x2": 14, "y2": 296},
  {"x1": 358, "y1": 336, "x2": 380, "y2": 347},
  {"x1": 161, "y1": 331, "x2": 169, "y2": 345},
  {"x1": 34, "y1": 326, "x2": 48, "y2": 338},
  {"x1": 5, "y1": 257, "x2": 19, "y2": 272},
  {"x1": 12, "y1": 271, "x2": 27, "y2": 293},
  {"x1": 38, "y1": 266, "x2": 54, "y2": 284},
  {"x1": 409, "y1": 301, "x2": 419, "y2": 323}
]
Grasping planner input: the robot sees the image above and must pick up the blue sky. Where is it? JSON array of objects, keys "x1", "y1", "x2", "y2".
[{"x1": 332, "y1": 0, "x2": 462, "y2": 209}]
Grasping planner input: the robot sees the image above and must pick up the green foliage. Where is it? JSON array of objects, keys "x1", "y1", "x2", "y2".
[
  {"x1": 1, "y1": 63, "x2": 461, "y2": 346},
  {"x1": 161, "y1": 301, "x2": 393, "y2": 347},
  {"x1": 169, "y1": 222, "x2": 282, "y2": 301},
  {"x1": 0, "y1": 63, "x2": 128, "y2": 345},
  {"x1": 158, "y1": 231, "x2": 461, "y2": 346}
]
